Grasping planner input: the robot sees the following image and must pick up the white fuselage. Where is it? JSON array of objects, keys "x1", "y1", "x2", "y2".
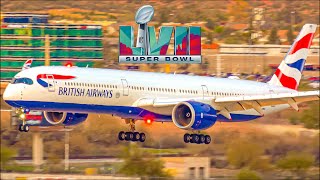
[{"x1": 3, "y1": 66, "x2": 294, "y2": 122}]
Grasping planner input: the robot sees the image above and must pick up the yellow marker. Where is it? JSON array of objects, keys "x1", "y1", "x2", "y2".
[{"x1": 165, "y1": 64, "x2": 170, "y2": 73}]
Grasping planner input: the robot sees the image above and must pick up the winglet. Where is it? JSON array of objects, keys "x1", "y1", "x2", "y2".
[{"x1": 22, "y1": 59, "x2": 33, "y2": 71}]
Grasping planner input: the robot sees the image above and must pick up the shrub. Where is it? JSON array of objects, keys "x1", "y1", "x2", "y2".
[
  {"x1": 236, "y1": 169, "x2": 262, "y2": 180},
  {"x1": 227, "y1": 139, "x2": 263, "y2": 169}
]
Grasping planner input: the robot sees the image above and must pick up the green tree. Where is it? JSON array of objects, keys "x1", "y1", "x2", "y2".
[
  {"x1": 119, "y1": 144, "x2": 171, "y2": 178},
  {"x1": 206, "y1": 19, "x2": 215, "y2": 30},
  {"x1": 227, "y1": 0, "x2": 251, "y2": 19},
  {"x1": 159, "y1": 9, "x2": 169, "y2": 25},
  {"x1": 227, "y1": 139, "x2": 264, "y2": 169},
  {"x1": 299, "y1": 102, "x2": 319, "y2": 129},
  {"x1": 214, "y1": 26, "x2": 224, "y2": 34},
  {"x1": 287, "y1": 27, "x2": 294, "y2": 44},
  {"x1": 277, "y1": 151, "x2": 314, "y2": 178},
  {"x1": 236, "y1": 169, "x2": 262, "y2": 180},
  {"x1": 1, "y1": 146, "x2": 16, "y2": 168},
  {"x1": 289, "y1": 101, "x2": 320, "y2": 129},
  {"x1": 268, "y1": 28, "x2": 279, "y2": 44}
]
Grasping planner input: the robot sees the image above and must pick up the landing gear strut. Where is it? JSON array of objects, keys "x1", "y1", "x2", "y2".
[
  {"x1": 16, "y1": 107, "x2": 29, "y2": 132},
  {"x1": 183, "y1": 133, "x2": 211, "y2": 144},
  {"x1": 118, "y1": 119, "x2": 146, "y2": 142}
]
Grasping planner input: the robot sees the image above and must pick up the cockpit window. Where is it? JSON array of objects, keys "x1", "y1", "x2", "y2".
[{"x1": 10, "y1": 77, "x2": 33, "y2": 85}]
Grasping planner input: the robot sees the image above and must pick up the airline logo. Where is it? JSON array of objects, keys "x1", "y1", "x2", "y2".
[
  {"x1": 37, "y1": 74, "x2": 113, "y2": 98},
  {"x1": 270, "y1": 24, "x2": 316, "y2": 90},
  {"x1": 119, "y1": 5, "x2": 201, "y2": 64},
  {"x1": 37, "y1": 74, "x2": 76, "y2": 88},
  {"x1": 22, "y1": 59, "x2": 33, "y2": 70}
]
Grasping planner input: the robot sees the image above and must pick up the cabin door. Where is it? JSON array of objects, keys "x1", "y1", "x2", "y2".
[
  {"x1": 201, "y1": 85, "x2": 209, "y2": 99},
  {"x1": 121, "y1": 79, "x2": 129, "y2": 96},
  {"x1": 46, "y1": 74, "x2": 55, "y2": 92}
]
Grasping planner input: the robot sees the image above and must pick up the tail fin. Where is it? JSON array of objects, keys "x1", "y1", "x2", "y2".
[
  {"x1": 268, "y1": 24, "x2": 317, "y2": 90},
  {"x1": 22, "y1": 59, "x2": 33, "y2": 71}
]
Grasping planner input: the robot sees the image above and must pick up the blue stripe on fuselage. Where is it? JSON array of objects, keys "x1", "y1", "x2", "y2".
[{"x1": 5, "y1": 100, "x2": 261, "y2": 122}]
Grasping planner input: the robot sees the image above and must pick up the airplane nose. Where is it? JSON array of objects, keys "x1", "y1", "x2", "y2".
[
  {"x1": 3, "y1": 84, "x2": 20, "y2": 101},
  {"x1": 3, "y1": 86, "x2": 11, "y2": 101}
]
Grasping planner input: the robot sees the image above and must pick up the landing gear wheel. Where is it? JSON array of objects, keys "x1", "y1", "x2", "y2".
[
  {"x1": 191, "y1": 134, "x2": 200, "y2": 144},
  {"x1": 118, "y1": 131, "x2": 125, "y2": 141},
  {"x1": 139, "y1": 133, "x2": 146, "y2": 142},
  {"x1": 184, "y1": 133, "x2": 191, "y2": 143},
  {"x1": 125, "y1": 132, "x2": 133, "y2": 141},
  {"x1": 183, "y1": 133, "x2": 211, "y2": 144},
  {"x1": 199, "y1": 134, "x2": 205, "y2": 144},
  {"x1": 204, "y1": 135, "x2": 211, "y2": 144},
  {"x1": 133, "y1": 132, "x2": 140, "y2": 141},
  {"x1": 18, "y1": 124, "x2": 24, "y2": 132},
  {"x1": 23, "y1": 124, "x2": 30, "y2": 132}
]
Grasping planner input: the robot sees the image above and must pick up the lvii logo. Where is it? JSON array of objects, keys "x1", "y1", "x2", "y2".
[{"x1": 119, "y1": 5, "x2": 201, "y2": 64}]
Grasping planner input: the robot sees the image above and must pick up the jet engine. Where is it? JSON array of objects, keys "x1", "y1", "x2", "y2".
[
  {"x1": 43, "y1": 111, "x2": 88, "y2": 126},
  {"x1": 172, "y1": 101, "x2": 217, "y2": 130}
]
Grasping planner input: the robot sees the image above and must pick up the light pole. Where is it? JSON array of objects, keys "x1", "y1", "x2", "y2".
[
  {"x1": 64, "y1": 130, "x2": 70, "y2": 171},
  {"x1": 291, "y1": 11, "x2": 295, "y2": 32}
]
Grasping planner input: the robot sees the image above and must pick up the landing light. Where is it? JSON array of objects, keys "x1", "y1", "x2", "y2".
[
  {"x1": 19, "y1": 113, "x2": 26, "y2": 120},
  {"x1": 144, "y1": 115, "x2": 154, "y2": 125}
]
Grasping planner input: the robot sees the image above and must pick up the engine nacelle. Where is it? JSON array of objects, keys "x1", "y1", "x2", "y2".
[
  {"x1": 43, "y1": 111, "x2": 88, "y2": 126},
  {"x1": 172, "y1": 101, "x2": 217, "y2": 130}
]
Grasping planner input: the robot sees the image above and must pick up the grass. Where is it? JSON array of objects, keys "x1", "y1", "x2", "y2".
[{"x1": 2, "y1": 164, "x2": 34, "y2": 172}]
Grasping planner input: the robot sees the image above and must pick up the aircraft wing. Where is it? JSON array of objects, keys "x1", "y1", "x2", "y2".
[{"x1": 134, "y1": 90, "x2": 319, "y2": 120}]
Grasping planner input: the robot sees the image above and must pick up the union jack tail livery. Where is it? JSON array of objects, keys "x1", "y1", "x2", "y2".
[
  {"x1": 269, "y1": 24, "x2": 317, "y2": 90},
  {"x1": 22, "y1": 59, "x2": 33, "y2": 71}
]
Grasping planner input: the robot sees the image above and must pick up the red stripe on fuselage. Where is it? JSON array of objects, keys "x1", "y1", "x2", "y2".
[
  {"x1": 275, "y1": 69, "x2": 297, "y2": 90},
  {"x1": 37, "y1": 74, "x2": 76, "y2": 80},
  {"x1": 289, "y1": 33, "x2": 314, "y2": 55}
]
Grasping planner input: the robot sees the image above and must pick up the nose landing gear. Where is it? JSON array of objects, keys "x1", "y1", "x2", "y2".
[
  {"x1": 19, "y1": 124, "x2": 30, "y2": 132},
  {"x1": 118, "y1": 119, "x2": 146, "y2": 142},
  {"x1": 16, "y1": 107, "x2": 30, "y2": 132}
]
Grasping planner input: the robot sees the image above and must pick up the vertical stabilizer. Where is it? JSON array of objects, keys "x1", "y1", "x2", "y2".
[{"x1": 268, "y1": 24, "x2": 317, "y2": 90}]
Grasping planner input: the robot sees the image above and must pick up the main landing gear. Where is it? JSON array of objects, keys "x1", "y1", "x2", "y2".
[
  {"x1": 118, "y1": 119, "x2": 146, "y2": 142},
  {"x1": 183, "y1": 133, "x2": 211, "y2": 144},
  {"x1": 16, "y1": 107, "x2": 29, "y2": 132}
]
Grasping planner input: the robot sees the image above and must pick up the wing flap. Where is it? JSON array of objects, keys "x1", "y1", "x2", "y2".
[
  {"x1": 134, "y1": 91, "x2": 319, "y2": 120},
  {"x1": 214, "y1": 91, "x2": 319, "y2": 113}
]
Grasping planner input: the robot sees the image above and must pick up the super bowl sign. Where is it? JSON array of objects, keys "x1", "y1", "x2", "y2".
[{"x1": 119, "y1": 5, "x2": 201, "y2": 64}]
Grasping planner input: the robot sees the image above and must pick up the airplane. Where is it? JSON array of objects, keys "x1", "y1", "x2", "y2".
[{"x1": 3, "y1": 24, "x2": 319, "y2": 145}]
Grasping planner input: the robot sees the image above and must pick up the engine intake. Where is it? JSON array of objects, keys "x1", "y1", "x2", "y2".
[
  {"x1": 172, "y1": 101, "x2": 217, "y2": 130},
  {"x1": 43, "y1": 111, "x2": 88, "y2": 126}
]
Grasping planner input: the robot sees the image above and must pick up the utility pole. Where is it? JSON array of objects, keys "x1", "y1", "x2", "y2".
[
  {"x1": 64, "y1": 130, "x2": 70, "y2": 171},
  {"x1": 216, "y1": 54, "x2": 222, "y2": 77},
  {"x1": 44, "y1": 34, "x2": 50, "y2": 66},
  {"x1": 291, "y1": 11, "x2": 295, "y2": 33}
]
